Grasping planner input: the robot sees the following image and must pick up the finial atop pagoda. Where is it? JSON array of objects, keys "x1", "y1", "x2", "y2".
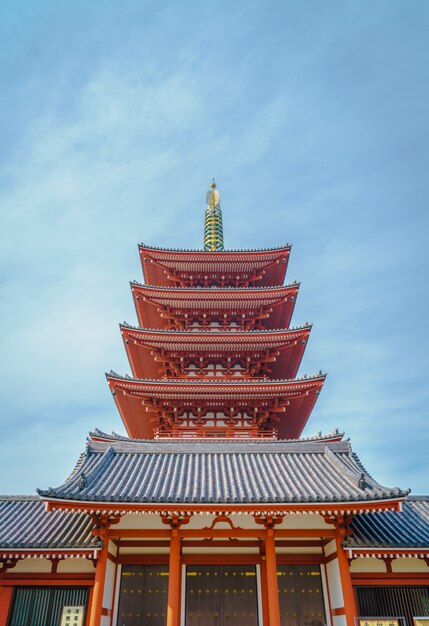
[{"x1": 204, "y1": 179, "x2": 224, "y2": 251}]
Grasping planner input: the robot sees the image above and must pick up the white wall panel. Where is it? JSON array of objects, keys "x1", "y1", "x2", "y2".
[
  {"x1": 325, "y1": 558, "x2": 344, "y2": 609},
  {"x1": 102, "y1": 559, "x2": 116, "y2": 610}
]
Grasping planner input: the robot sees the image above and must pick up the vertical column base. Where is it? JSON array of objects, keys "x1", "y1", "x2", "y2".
[
  {"x1": 88, "y1": 541, "x2": 109, "y2": 626},
  {"x1": 87, "y1": 514, "x2": 122, "y2": 626},
  {"x1": 0, "y1": 587, "x2": 14, "y2": 626},
  {"x1": 335, "y1": 535, "x2": 357, "y2": 626}
]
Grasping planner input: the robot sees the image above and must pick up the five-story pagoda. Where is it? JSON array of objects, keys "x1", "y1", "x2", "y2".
[{"x1": 108, "y1": 181, "x2": 325, "y2": 440}]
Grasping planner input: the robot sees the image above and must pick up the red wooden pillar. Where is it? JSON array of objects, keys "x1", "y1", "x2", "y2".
[
  {"x1": 264, "y1": 528, "x2": 281, "y2": 626},
  {"x1": 166, "y1": 528, "x2": 181, "y2": 626},
  {"x1": 0, "y1": 586, "x2": 13, "y2": 626},
  {"x1": 335, "y1": 533, "x2": 357, "y2": 626},
  {"x1": 88, "y1": 539, "x2": 109, "y2": 626},
  {"x1": 87, "y1": 514, "x2": 121, "y2": 626}
]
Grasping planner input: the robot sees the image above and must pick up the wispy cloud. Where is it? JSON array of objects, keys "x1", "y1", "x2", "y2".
[{"x1": 0, "y1": 1, "x2": 428, "y2": 493}]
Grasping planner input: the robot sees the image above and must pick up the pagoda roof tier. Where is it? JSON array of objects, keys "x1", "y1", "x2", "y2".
[
  {"x1": 106, "y1": 372, "x2": 325, "y2": 440},
  {"x1": 0, "y1": 496, "x2": 100, "y2": 553},
  {"x1": 120, "y1": 324, "x2": 311, "y2": 380},
  {"x1": 131, "y1": 283, "x2": 299, "y2": 330},
  {"x1": 38, "y1": 437, "x2": 408, "y2": 510},
  {"x1": 139, "y1": 243, "x2": 291, "y2": 287}
]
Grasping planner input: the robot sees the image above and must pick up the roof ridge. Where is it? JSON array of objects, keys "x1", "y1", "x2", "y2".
[
  {"x1": 89, "y1": 428, "x2": 343, "y2": 444},
  {"x1": 324, "y1": 444, "x2": 408, "y2": 499},
  {"x1": 407, "y1": 495, "x2": 429, "y2": 502},
  {"x1": 38, "y1": 446, "x2": 117, "y2": 499},
  {"x1": 86, "y1": 438, "x2": 349, "y2": 453},
  {"x1": 0, "y1": 495, "x2": 40, "y2": 501}
]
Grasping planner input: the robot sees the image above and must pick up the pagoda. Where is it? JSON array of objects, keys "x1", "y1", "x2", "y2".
[
  {"x1": 1, "y1": 182, "x2": 429, "y2": 626},
  {"x1": 108, "y1": 181, "x2": 324, "y2": 441}
]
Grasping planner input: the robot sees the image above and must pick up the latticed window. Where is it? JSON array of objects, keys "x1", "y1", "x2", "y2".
[
  {"x1": 8, "y1": 587, "x2": 89, "y2": 626},
  {"x1": 356, "y1": 586, "x2": 429, "y2": 626}
]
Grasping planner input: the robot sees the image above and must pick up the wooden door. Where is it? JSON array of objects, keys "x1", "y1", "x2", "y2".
[
  {"x1": 277, "y1": 565, "x2": 326, "y2": 626},
  {"x1": 185, "y1": 565, "x2": 259, "y2": 626},
  {"x1": 117, "y1": 565, "x2": 169, "y2": 626}
]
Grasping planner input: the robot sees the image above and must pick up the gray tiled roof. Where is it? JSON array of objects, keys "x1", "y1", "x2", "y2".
[
  {"x1": 38, "y1": 437, "x2": 407, "y2": 505},
  {"x1": 345, "y1": 497, "x2": 429, "y2": 549},
  {"x1": 0, "y1": 496, "x2": 100, "y2": 550}
]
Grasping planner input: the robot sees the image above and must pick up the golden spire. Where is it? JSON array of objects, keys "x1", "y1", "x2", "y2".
[{"x1": 204, "y1": 179, "x2": 224, "y2": 251}]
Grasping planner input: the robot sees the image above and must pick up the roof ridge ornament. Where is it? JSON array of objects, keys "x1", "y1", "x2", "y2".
[{"x1": 204, "y1": 179, "x2": 224, "y2": 251}]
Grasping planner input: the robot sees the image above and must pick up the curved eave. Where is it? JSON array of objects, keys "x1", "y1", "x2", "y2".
[
  {"x1": 0, "y1": 547, "x2": 100, "y2": 557},
  {"x1": 40, "y1": 498, "x2": 405, "y2": 516},
  {"x1": 131, "y1": 283, "x2": 299, "y2": 330},
  {"x1": 139, "y1": 245, "x2": 291, "y2": 287},
  {"x1": 120, "y1": 324, "x2": 312, "y2": 379},
  {"x1": 106, "y1": 373, "x2": 325, "y2": 439},
  {"x1": 138, "y1": 243, "x2": 292, "y2": 256},
  {"x1": 106, "y1": 372, "x2": 325, "y2": 391},
  {"x1": 131, "y1": 283, "x2": 299, "y2": 294},
  {"x1": 345, "y1": 547, "x2": 429, "y2": 560}
]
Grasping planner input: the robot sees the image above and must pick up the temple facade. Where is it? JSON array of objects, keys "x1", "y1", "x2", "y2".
[{"x1": 1, "y1": 183, "x2": 429, "y2": 626}]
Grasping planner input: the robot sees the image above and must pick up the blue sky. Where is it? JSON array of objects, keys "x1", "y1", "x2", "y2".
[{"x1": 0, "y1": 1, "x2": 428, "y2": 494}]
